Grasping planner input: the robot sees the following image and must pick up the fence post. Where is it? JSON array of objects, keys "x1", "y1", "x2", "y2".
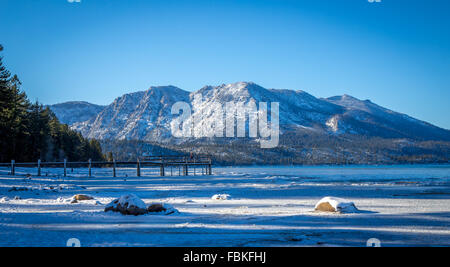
[
  {"x1": 137, "y1": 159, "x2": 141, "y2": 177},
  {"x1": 64, "y1": 159, "x2": 67, "y2": 177},
  {"x1": 208, "y1": 158, "x2": 212, "y2": 175},
  {"x1": 88, "y1": 159, "x2": 92, "y2": 177},
  {"x1": 11, "y1": 160, "x2": 15, "y2": 176},
  {"x1": 113, "y1": 159, "x2": 116, "y2": 177},
  {"x1": 160, "y1": 165, "x2": 165, "y2": 177},
  {"x1": 37, "y1": 159, "x2": 41, "y2": 177}
]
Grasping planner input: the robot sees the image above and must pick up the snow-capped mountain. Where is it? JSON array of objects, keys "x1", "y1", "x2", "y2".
[
  {"x1": 49, "y1": 101, "x2": 105, "y2": 125},
  {"x1": 72, "y1": 86, "x2": 190, "y2": 141},
  {"x1": 324, "y1": 95, "x2": 450, "y2": 141},
  {"x1": 191, "y1": 82, "x2": 343, "y2": 129},
  {"x1": 52, "y1": 82, "x2": 450, "y2": 143}
]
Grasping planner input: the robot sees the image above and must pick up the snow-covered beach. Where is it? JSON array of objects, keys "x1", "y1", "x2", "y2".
[{"x1": 0, "y1": 165, "x2": 449, "y2": 247}]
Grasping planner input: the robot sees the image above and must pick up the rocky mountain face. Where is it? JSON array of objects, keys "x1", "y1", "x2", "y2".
[
  {"x1": 71, "y1": 86, "x2": 190, "y2": 141},
  {"x1": 52, "y1": 82, "x2": 450, "y2": 143}
]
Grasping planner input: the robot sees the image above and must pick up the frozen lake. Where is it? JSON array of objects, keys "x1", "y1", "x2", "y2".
[{"x1": 0, "y1": 165, "x2": 449, "y2": 247}]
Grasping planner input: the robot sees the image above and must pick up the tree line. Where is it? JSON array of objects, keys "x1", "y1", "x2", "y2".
[{"x1": 0, "y1": 45, "x2": 104, "y2": 163}]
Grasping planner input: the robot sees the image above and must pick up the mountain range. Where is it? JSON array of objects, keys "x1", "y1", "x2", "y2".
[
  {"x1": 49, "y1": 82, "x2": 450, "y2": 164},
  {"x1": 50, "y1": 82, "x2": 450, "y2": 142}
]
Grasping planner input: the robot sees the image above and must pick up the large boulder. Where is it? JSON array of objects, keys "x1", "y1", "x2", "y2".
[
  {"x1": 315, "y1": 197, "x2": 358, "y2": 213},
  {"x1": 105, "y1": 194, "x2": 148, "y2": 216}
]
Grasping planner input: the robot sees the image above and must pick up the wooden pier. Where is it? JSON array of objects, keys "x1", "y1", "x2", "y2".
[{"x1": 0, "y1": 156, "x2": 213, "y2": 178}]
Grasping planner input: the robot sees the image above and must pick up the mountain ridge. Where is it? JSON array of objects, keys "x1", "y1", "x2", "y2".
[{"x1": 49, "y1": 82, "x2": 450, "y2": 142}]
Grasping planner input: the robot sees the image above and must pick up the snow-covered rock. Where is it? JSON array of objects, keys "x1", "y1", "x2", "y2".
[
  {"x1": 147, "y1": 203, "x2": 178, "y2": 215},
  {"x1": 70, "y1": 194, "x2": 95, "y2": 204},
  {"x1": 105, "y1": 194, "x2": 148, "y2": 216},
  {"x1": 315, "y1": 197, "x2": 358, "y2": 213},
  {"x1": 211, "y1": 194, "x2": 231, "y2": 200},
  {"x1": 73, "y1": 194, "x2": 94, "y2": 201}
]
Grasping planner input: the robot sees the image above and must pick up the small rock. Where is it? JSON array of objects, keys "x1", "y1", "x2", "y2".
[
  {"x1": 148, "y1": 204, "x2": 166, "y2": 213},
  {"x1": 73, "y1": 194, "x2": 94, "y2": 201},
  {"x1": 211, "y1": 194, "x2": 231, "y2": 200},
  {"x1": 148, "y1": 203, "x2": 178, "y2": 215}
]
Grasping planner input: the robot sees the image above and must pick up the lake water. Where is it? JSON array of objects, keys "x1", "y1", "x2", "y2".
[
  {"x1": 1, "y1": 164, "x2": 449, "y2": 186},
  {"x1": 214, "y1": 164, "x2": 450, "y2": 185}
]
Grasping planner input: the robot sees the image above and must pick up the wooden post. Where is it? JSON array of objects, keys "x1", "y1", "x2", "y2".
[
  {"x1": 160, "y1": 164, "x2": 165, "y2": 177},
  {"x1": 113, "y1": 159, "x2": 116, "y2": 177},
  {"x1": 209, "y1": 158, "x2": 212, "y2": 175},
  {"x1": 11, "y1": 160, "x2": 15, "y2": 176},
  {"x1": 184, "y1": 157, "x2": 188, "y2": 176},
  {"x1": 137, "y1": 159, "x2": 141, "y2": 177},
  {"x1": 88, "y1": 159, "x2": 92, "y2": 178},
  {"x1": 64, "y1": 159, "x2": 67, "y2": 177},
  {"x1": 170, "y1": 166, "x2": 173, "y2": 176},
  {"x1": 37, "y1": 159, "x2": 41, "y2": 177},
  {"x1": 160, "y1": 157, "x2": 165, "y2": 177}
]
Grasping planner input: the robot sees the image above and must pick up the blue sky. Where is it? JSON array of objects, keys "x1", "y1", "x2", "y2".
[{"x1": 1, "y1": 0, "x2": 449, "y2": 129}]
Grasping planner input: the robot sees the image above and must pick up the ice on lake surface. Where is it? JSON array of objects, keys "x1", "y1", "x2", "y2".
[{"x1": 0, "y1": 165, "x2": 449, "y2": 247}]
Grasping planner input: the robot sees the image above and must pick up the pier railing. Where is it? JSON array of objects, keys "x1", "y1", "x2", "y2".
[{"x1": 0, "y1": 156, "x2": 213, "y2": 178}]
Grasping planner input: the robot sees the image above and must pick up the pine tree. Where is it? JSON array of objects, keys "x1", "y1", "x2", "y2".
[
  {"x1": 0, "y1": 44, "x2": 105, "y2": 163},
  {"x1": 0, "y1": 44, "x2": 12, "y2": 162}
]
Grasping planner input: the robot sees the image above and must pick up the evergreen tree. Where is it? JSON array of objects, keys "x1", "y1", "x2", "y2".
[
  {"x1": 0, "y1": 44, "x2": 12, "y2": 162},
  {"x1": 0, "y1": 45, "x2": 105, "y2": 163}
]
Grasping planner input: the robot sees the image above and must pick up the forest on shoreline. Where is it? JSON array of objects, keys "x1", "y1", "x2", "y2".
[{"x1": 0, "y1": 45, "x2": 104, "y2": 163}]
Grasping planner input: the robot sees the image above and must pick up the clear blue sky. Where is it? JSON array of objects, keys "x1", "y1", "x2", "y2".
[{"x1": 1, "y1": 0, "x2": 449, "y2": 129}]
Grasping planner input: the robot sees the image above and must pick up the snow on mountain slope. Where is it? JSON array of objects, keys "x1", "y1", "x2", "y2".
[
  {"x1": 326, "y1": 95, "x2": 450, "y2": 141},
  {"x1": 49, "y1": 101, "x2": 105, "y2": 125},
  {"x1": 191, "y1": 82, "x2": 343, "y2": 130},
  {"x1": 56, "y1": 82, "x2": 450, "y2": 143},
  {"x1": 72, "y1": 86, "x2": 190, "y2": 141}
]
